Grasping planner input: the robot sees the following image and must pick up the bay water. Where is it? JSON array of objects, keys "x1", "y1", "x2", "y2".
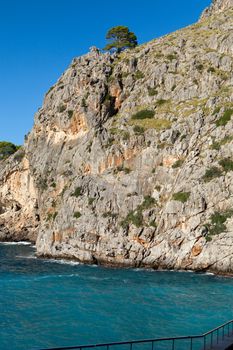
[{"x1": 1, "y1": 243, "x2": 233, "y2": 350}]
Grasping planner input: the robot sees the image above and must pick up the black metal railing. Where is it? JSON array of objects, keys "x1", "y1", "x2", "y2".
[{"x1": 39, "y1": 319, "x2": 233, "y2": 350}]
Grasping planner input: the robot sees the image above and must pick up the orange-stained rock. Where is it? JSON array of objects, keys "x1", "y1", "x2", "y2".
[
  {"x1": 98, "y1": 147, "x2": 139, "y2": 173},
  {"x1": 132, "y1": 236, "x2": 150, "y2": 248},
  {"x1": 192, "y1": 244, "x2": 203, "y2": 256},
  {"x1": 53, "y1": 231, "x2": 62, "y2": 243},
  {"x1": 163, "y1": 156, "x2": 179, "y2": 167},
  {"x1": 69, "y1": 112, "x2": 88, "y2": 134},
  {"x1": 84, "y1": 164, "x2": 91, "y2": 174},
  {"x1": 110, "y1": 85, "x2": 122, "y2": 110}
]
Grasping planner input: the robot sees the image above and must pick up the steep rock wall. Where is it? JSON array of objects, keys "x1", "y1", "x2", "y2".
[{"x1": 1, "y1": 1, "x2": 233, "y2": 273}]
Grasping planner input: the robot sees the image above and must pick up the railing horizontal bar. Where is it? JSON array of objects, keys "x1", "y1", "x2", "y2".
[
  {"x1": 38, "y1": 336, "x2": 203, "y2": 350},
  {"x1": 39, "y1": 319, "x2": 233, "y2": 350},
  {"x1": 202, "y1": 320, "x2": 233, "y2": 336}
]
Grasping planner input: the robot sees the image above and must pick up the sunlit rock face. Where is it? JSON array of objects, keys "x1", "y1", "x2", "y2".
[
  {"x1": 1, "y1": 0, "x2": 233, "y2": 273},
  {"x1": 201, "y1": 0, "x2": 233, "y2": 18}
]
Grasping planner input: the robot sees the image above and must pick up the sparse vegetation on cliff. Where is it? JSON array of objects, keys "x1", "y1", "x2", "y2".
[
  {"x1": 0, "y1": 141, "x2": 20, "y2": 160},
  {"x1": 215, "y1": 109, "x2": 233, "y2": 126},
  {"x1": 202, "y1": 167, "x2": 223, "y2": 182},
  {"x1": 206, "y1": 210, "x2": 233, "y2": 241},
  {"x1": 131, "y1": 110, "x2": 155, "y2": 120},
  {"x1": 172, "y1": 191, "x2": 190, "y2": 203}
]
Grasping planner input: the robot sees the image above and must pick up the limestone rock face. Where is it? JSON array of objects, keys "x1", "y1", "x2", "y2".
[
  {"x1": 201, "y1": 0, "x2": 233, "y2": 18},
  {"x1": 1, "y1": 1, "x2": 233, "y2": 273}
]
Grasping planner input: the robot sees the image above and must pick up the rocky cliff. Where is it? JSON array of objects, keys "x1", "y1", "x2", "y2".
[
  {"x1": 1, "y1": 0, "x2": 233, "y2": 273},
  {"x1": 201, "y1": 0, "x2": 233, "y2": 18}
]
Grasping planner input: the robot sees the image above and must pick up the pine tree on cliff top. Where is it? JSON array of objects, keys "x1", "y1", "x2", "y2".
[{"x1": 104, "y1": 26, "x2": 138, "y2": 53}]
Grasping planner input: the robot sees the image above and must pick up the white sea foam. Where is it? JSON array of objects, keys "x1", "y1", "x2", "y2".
[
  {"x1": 16, "y1": 254, "x2": 37, "y2": 259},
  {"x1": 89, "y1": 264, "x2": 98, "y2": 268},
  {"x1": 0, "y1": 241, "x2": 32, "y2": 246},
  {"x1": 44, "y1": 258, "x2": 80, "y2": 266}
]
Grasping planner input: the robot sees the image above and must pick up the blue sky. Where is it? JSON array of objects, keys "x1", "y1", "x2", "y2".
[{"x1": 0, "y1": 0, "x2": 211, "y2": 145}]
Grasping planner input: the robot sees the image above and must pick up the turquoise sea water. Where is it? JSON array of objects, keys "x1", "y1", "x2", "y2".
[{"x1": 1, "y1": 243, "x2": 233, "y2": 350}]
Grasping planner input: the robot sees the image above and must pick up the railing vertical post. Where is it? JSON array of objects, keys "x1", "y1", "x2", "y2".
[
  {"x1": 217, "y1": 328, "x2": 219, "y2": 343},
  {"x1": 190, "y1": 337, "x2": 193, "y2": 350},
  {"x1": 204, "y1": 335, "x2": 206, "y2": 350},
  {"x1": 172, "y1": 339, "x2": 175, "y2": 350},
  {"x1": 228, "y1": 323, "x2": 230, "y2": 336},
  {"x1": 211, "y1": 332, "x2": 213, "y2": 347},
  {"x1": 151, "y1": 340, "x2": 154, "y2": 350},
  {"x1": 130, "y1": 343, "x2": 133, "y2": 350}
]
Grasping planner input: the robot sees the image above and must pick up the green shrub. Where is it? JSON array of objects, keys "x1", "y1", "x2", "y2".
[
  {"x1": 103, "y1": 212, "x2": 118, "y2": 219},
  {"x1": 58, "y1": 104, "x2": 66, "y2": 113},
  {"x1": 196, "y1": 64, "x2": 204, "y2": 72},
  {"x1": 211, "y1": 141, "x2": 221, "y2": 150},
  {"x1": 115, "y1": 165, "x2": 131, "y2": 174},
  {"x1": 172, "y1": 159, "x2": 184, "y2": 168},
  {"x1": 156, "y1": 99, "x2": 167, "y2": 106},
  {"x1": 211, "y1": 136, "x2": 233, "y2": 150},
  {"x1": 0, "y1": 141, "x2": 19, "y2": 160},
  {"x1": 132, "y1": 109, "x2": 155, "y2": 120},
  {"x1": 171, "y1": 85, "x2": 176, "y2": 91},
  {"x1": 121, "y1": 195, "x2": 156, "y2": 228},
  {"x1": 149, "y1": 220, "x2": 157, "y2": 228},
  {"x1": 37, "y1": 178, "x2": 48, "y2": 191},
  {"x1": 121, "y1": 72, "x2": 129, "y2": 78},
  {"x1": 73, "y1": 211, "x2": 82, "y2": 219},
  {"x1": 88, "y1": 197, "x2": 95, "y2": 205},
  {"x1": 180, "y1": 134, "x2": 186, "y2": 141},
  {"x1": 121, "y1": 210, "x2": 143, "y2": 228},
  {"x1": 122, "y1": 131, "x2": 130, "y2": 141},
  {"x1": 133, "y1": 125, "x2": 144, "y2": 134},
  {"x1": 219, "y1": 158, "x2": 233, "y2": 172},
  {"x1": 122, "y1": 167, "x2": 131, "y2": 174},
  {"x1": 215, "y1": 109, "x2": 233, "y2": 127},
  {"x1": 147, "y1": 87, "x2": 158, "y2": 96},
  {"x1": 166, "y1": 54, "x2": 177, "y2": 61},
  {"x1": 206, "y1": 210, "x2": 233, "y2": 240},
  {"x1": 134, "y1": 70, "x2": 144, "y2": 79},
  {"x1": 207, "y1": 67, "x2": 215, "y2": 73},
  {"x1": 72, "y1": 187, "x2": 82, "y2": 197},
  {"x1": 202, "y1": 166, "x2": 223, "y2": 182},
  {"x1": 68, "y1": 110, "x2": 74, "y2": 118},
  {"x1": 172, "y1": 191, "x2": 190, "y2": 203},
  {"x1": 81, "y1": 98, "x2": 87, "y2": 108},
  {"x1": 47, "y1": 211, "x2": 58, "y2": 221},
  {"x1": 139, "y1": 195, "x2": 156, "y2": 210}
]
